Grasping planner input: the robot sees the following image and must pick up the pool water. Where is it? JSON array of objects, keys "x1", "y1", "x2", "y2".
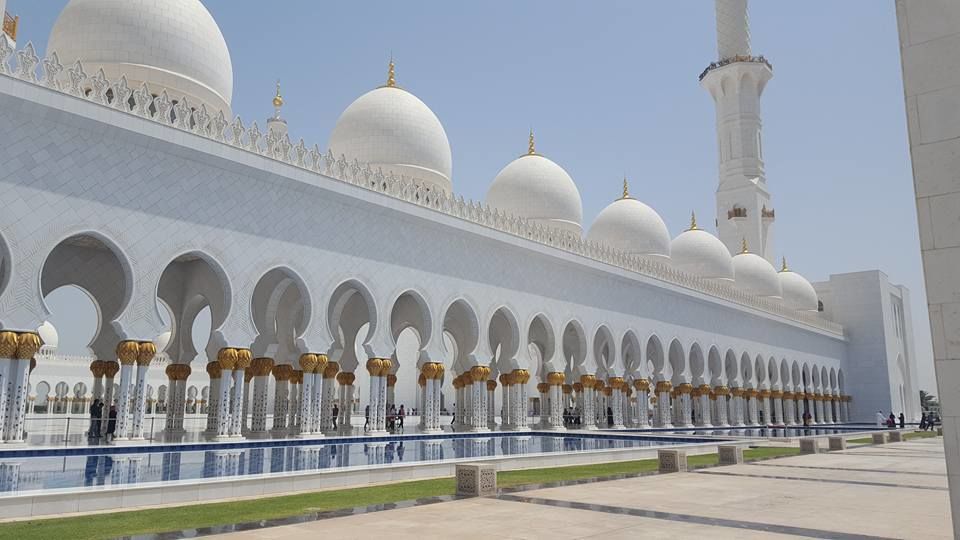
[
  {"x1": 617, "y1": 426, "x2": 867, "y2": 438},
  {"x1": 0, "y1": 434, "x2": 700, "y2": 494}
]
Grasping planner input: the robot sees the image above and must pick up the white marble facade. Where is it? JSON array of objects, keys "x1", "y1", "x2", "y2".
[{"x1": 0, "y1": 0, "x2": 923, "y2": 445}]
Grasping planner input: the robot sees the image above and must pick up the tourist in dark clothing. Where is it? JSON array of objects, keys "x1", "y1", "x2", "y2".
[
  {"x1": 887, "y1": 413, "x2": 896, "y2": 429},
  {"x1": 332, "y1": 404, "x2": 339, "y2": 429},
  {"x1": 899, "y1": 412, "x2": 905, "y2": 429},
  {"x1": 397, "y1": 405, "x2": 405, "y2": 430},
  {"x1": 92, "y1": 399, "x2": 104, "y2": 437},
  {"x1": 919, "y1": 413, "x2": 927, "y2": 430},
  {"x1": 364, "y1": 405, "x2": 370, "y2": 431},
  {"x1": 607, "y1": 406, "x2": 614, "y2": 427},
  {"x1": 106, "y1": 405, "x2": 117, "y2": 442}
]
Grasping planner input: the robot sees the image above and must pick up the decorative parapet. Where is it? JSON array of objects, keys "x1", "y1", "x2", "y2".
[
  {"x1": 0, "y1": 38, "x2": 843, "y2": 337},
  {"x1": 2, "y1": 12, "x2": 16, "y2": 42},
  {"x1": 699, "y1": 54, "x2": 772, "y2": 81},
  {"x1": 761, "y1": 206, "x2": 775, "y2": 219}
]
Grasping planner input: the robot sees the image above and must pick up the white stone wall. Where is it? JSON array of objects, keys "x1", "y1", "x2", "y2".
[
  {"x1": 0, "y1": 73, "x2": 849, "y2": 401},
  {"x1": 896, "y1": 0, "x2": 960, "y2": 535}
]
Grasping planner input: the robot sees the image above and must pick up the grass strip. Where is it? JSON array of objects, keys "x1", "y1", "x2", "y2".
[{"x1": 0, "y1": 445, "x2": 802, "y2": 540}]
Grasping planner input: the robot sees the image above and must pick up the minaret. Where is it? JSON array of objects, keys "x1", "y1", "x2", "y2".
[
  {"x1": 266, "y1": 80, "x2": 287, "y2": 138},
  {"x1": 2, "y1": 1, "x2": 18, "y2": 46},
  {"x1": 701, "y1": 0, "x2": 775, "y2": 263}
]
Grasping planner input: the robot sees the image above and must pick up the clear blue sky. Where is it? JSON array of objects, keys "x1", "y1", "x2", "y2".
[{"x1": 11, "y1": 1, "x2": 936, "y2": 390}]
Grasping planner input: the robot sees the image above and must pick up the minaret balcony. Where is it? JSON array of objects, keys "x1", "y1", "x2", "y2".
[
  {"x1": 699, "y1": 55, "x2": 772, "y2": 81},
  {"x1": 761, "y1": 207, "x2": 775, "y2": 220},
  {"x1": 727, "y1": 207, "x2": 748, "y2": 220}
]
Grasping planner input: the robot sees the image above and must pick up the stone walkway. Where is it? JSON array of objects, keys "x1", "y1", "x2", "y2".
[{"x1": 214, "y1": 438, "x2": 951, "y2": 539}]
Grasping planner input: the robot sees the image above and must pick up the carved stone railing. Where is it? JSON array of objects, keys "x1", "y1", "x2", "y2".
[
  {"x1": 0, "y1": 39, "x2": 844, "y2": 337},
  {"x1": 699, "y1": 54, "x2": 772, "y2": 81}
]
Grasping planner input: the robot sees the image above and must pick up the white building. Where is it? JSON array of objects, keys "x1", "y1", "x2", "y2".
[{"x1": 0, "y1": 0, "x2": 922, "y2": 444}]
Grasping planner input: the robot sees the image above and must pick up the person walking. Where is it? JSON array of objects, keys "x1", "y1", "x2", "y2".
[
  {"x1": 876, "y1": 410, "x2": 884, "y2": 427},
  {"x1": 899, "y1": 412, "x2": 905, "y2": 429},
  {"x1": 397, "y1": 405, "x2": 405, "y2": 430},
  {"x1": 919, "y1": 412, "x2": 928, "y2": 430},
  {"x1": 92, "y1": 399, "x2": 104, "y2": 438},
  {"x1": 364, "y1": 404, "x2": 370, "y2": 431},
  {"x1": 88, "y1": 399, "x2": 99, "y2": 437},
  {"x1": 331, "y1": 404, "x2": 339, "y2": 430},
  {"x1": 106, "y1": 405, "x2": 117, "y2": 442}
]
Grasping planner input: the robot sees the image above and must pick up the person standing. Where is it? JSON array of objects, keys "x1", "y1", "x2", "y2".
[
  {"x1": 364, "y1": 404, "x2": 370, "y2": 431},
  {"x1": 397, "y1": 405, "x2": 405, "y2": 431},
  {"x1": 88, "y1": 399, "x2": 99, "y2": 437},
  {"x1": 920, "y1": 412, "x2": 928, "y2": 430},
  {"x1": 331, "y1": 404, "x2": 339, "y2": 430},
  {"x1": 899, "y1": 412, "x2": 905, "y2": 429},
  {"x1": 876, "y1": 410, "x2": 885, "y2": 427},
  {"x1": 106, "y1": 405, "x2": 117, "y2": 442},
  {"x1": 92, "y1": 399, "x2": 104, "y2": 438}
]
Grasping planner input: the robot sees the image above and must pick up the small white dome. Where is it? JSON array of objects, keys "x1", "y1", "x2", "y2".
[
  {"x1": 671, "y1": 220, "x2": 734, "y2": 281},
  {"x1": 486, "y1": 138, "x2": 583, "y2": 235},
  {"x1": 733, "y1": 250, "x2": 782, "y2": 298},
  {"x1": 328, "y1": 68, "x2": 452, "y2": 194},
  {"x1": 587, "y1": 187, "x2": 670, "y2": 261},
  {"x1": 48, "y1": 0, "x2": 233, "y2": 114},
  {"x1": 37, "y1": 321, "x2": 59, "y2": 349},
  {"x1": 778, "y1": 261, "x2": 819, "y2": 311}
]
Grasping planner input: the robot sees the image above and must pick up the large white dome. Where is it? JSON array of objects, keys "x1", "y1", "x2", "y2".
[
  {"x1": 778, "y1": 260, "x2": 819, "y2": 311},
  {"x1": 587, "y1": 184, "x2": 670, "y2": 261},
  {"x1": 48, "y1": 0, "x2": 233, "y2": 115},
  {"x1": 670, "y1": 216, "x2": 734, "y2": 281},
  {"x1": 486, "y1": 137, "x2": 583, "y2": 235},
  {"x1": 733, "y1": 248, "x2": 782, "y2": 298},
  {"x1": 328, "y1": 67, "x2": 453, "y2": 194}
]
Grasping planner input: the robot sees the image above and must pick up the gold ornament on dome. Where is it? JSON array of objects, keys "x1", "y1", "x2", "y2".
[
  {"x1": 527, "y1": 128, "x2": 536, "y2": 156},
  {"x1": 688, "y1": 211, "x2": 699, "y2": 231},
  {"x1": 547, "y1": 372, "x2": 565, "y2": 385},
  {"x1": 273, "y1": 79, "x2": 284, "y2": 108}
]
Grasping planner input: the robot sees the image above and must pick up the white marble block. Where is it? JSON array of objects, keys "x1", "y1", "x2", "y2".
[
  {"x1": 889, "y1": 430, "x2": 903, "y2": 442},
  {"x1": 658, "y1": 449, "x2": 688, "y2": 473},
  {"x1": 800, "y1": 438, "x2": 820, "y2": 454},
  {"x1": 718, "y1": 445, "x2": 743, "y2": 465},
  {"x1": 872, "y1": 432, "x2": 889, "y2": 444},
  {"x1": 456, "y1": 463, "x2": 496, "y2": 497},
  {"x1": 828, "y1": 436, "x2": 847, "y2": 451}
]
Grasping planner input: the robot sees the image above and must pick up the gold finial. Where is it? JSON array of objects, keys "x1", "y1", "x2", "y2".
[
  {"x1": 386, "y1": 57, "x2": 396, "y2": 88},
  {"x1": 528, "y1": 128, "x2": 536, "y2": 155},
  {"x1": 273, "y1": 79, "x2": 284, "y2": 109},
  {"x1": 620, "y1": 176, "x2": 630, "y2": 199},
  {"x1": 689, "y1": 211, "x2": 698, "y2": 231},
  {"x1": 780, "y1": 256, "x2": 789, "y2": 272},
  {"x1": 740, "y1": 237, "x2": 749, "y2": 254}
]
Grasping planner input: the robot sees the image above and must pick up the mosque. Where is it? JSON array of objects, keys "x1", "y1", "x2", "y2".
[{"x1": 0, "y1": 0, "x2": 921, "y2": 445}]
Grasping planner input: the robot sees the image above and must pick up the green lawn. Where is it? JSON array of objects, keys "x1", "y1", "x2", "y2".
[
  {"x1": 848, "y1": 436, "x2": 873, "y2": 444},
  {"x1": 0, "y1": 445, "x2": 801, "y2": 540}
]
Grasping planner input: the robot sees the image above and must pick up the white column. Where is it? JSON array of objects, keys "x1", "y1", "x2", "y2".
[
  {"x1": 216, "y1": 367, "x2": 232, "y2": 438},
  {"x1": 113, "y1": 361, "x2": 135, "y2": 439},
  {"x1": 229, "y1": 368, "x2": 246, "y2": 437},
  {"x1": 679, "y1": 386, "x2": 694, "y2": 427},
  {"x1": 774, "y1": 394, "x2": 784, "y2": 425},
  {"x1": 2, "y1": 356, "x2": 31, "y2": 443},
  {"x1": 288, "y1": 377, "x2": 299, "y2": 428},
  {"x1": 655, "y1": 382, "x2": 672, "y2": 428},
  {"x1": 130, "y1": 344, "x2": 155, "y2": 440},
  {"x1": 205, "y1": 363, "x2": 220, "y2": 433},
  {"x1": 164, "y1": 372, "x2": 177, "y2": 432},
  {"x1": 697, "y1": 386, "x2": 712, "y2": 427},
  {"x1": 311, "y1": 371, "x2": 324, "y2": 433},
  {"x1": 320, "y1": 364, "x2": 337, "y2": 432},
  {"x1": 298, "y1": 367, "x2": 313, "y2": 437},
  {"x1": 250, "y1": 366, "x2": 270, "y2": 434},
  {"x1": 272, "y1": 368, "x2": 289, "y2": 431},
  {"x1": 635, "y1": 382, "x2": 650, "y2": 428},
  {"x1": 759, "y1": 391, "x2": 772, "y2": 425}
]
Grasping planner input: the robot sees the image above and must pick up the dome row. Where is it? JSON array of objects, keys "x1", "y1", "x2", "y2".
[{"x1": 44, "y1": 0, "x2": 819, "y2": 313}]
